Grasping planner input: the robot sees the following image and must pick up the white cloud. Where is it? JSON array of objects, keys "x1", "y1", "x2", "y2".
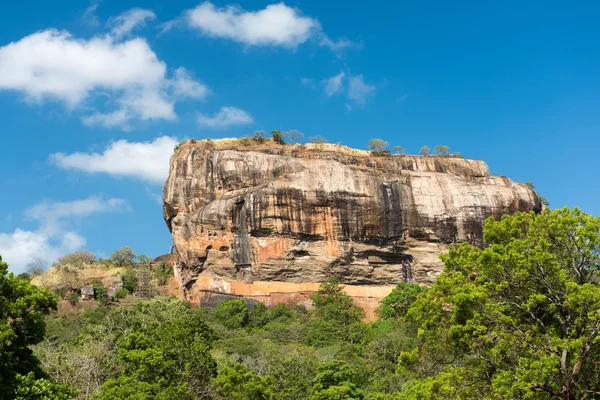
[
  {"x1": 197, "y1": 106, "x2": 253, "y2": 128},
  {"x1": 322, "y1": 71, "x2": 345, "y2": 96},
  {"x1": 348, "y1": 74, "x2": 376, "y2": 104},
  {"x1": 0, "y1": 197, "x2": 126, "y2": 273},
  {"x1": 109, "y1": 8, "x2": 156, "y2": 38},
  {"x1": 50, "y1": 136, "x2": 178, "y2": 184},
  {"x1": 171, "y1": 67, "x2": 210, "y2": 99},
  {"x1": 81, "y1": 3, "x2": 101, "y2": 27},
  {"x1": 319, "y1": 36, "x2": 359, "y2": 55},
  {"x1": 186, "y1": 2, "x2": 319, "y2": 47},
  {"x1": 0, "y1": 25, "x2": 208, "y2": 129}
]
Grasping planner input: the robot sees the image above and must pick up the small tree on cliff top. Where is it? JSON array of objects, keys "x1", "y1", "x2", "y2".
[
  {"x1": 434, "y1": 145, "x2": 450, "y2": 155},
  {"x1": 271, "y1": 130, "x2": 285, "y2": 145},
  {"x1": 368, "y1": 139, "x2": 389, "y2": 152}
]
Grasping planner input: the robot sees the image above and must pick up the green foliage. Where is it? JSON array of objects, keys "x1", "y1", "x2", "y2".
[
  {"x1": 254, "y1": 130, "x2": 266, "y2": 142},
  {"x1": 378, "y1": 283, "x2": 428, "y2": 320},
  {"x1": 368, "y1": 139, "x2": 389, "y2": 152},
  {"x1": 433, "y1": 145, "x2": 450, "y2": 155},
  {"x1": 151, "y1": 262, "x2": 173, "y2": 285},
  {"x1": 0, "y1": 256, "x2": 60, "y2": 399},
  {"x1": 111, "y1": 246, "x2": 137, "y2": 266},
  {"x1": 90, "y1": 280, "x2": 108, "y2": 304},
  {"x1": 122, "y1": 266, "x2": 138, "y2": 293},
  {"x1": 393, "y1": 146, "x2": 405, "y2": 155},
  {"x1": 53, "y1": 250, "x2": 96, "y2": 268},
  {"x1": 114, "y1": 288, "x2": 129, "y2": 301},
  {"x1": 418, "y1": 146, "x2": 430, "y2": 156},
  {"x1": 14, "y1": 372, "x2": 76, "y2": 400},
  {"x1": 400, "y1": 208, "x2": 600, "y2": 399},
  {"x1": 173, "y1": 140, "x2": 186, "y2": 152},
  {"x1": 215, "y1": 299, "x2": 250, "y2": 329},
  {"x1": 137, "y1": 254, "x2": 152, "y2": 265},
  {"x1": 311, "y1": 276, "x2": 365, "y2": 326},
  {"x1": 271, "y1": 130, "x2": 285, "y2": 145},
  {"x1": 524, "y1": 181, "x2": 535, "y2": 189},
  {"x1": 214, "y1": 361, "x2": 276, "y2": 400},
  {"x1": 309, "y1": 360, "x2": 365, "y2": 400}
]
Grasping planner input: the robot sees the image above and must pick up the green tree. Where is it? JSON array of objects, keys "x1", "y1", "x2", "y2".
[
  {"x1": 399, "y1": 208, "x2": 600, "y2": 400},
  {"x1": 368, "y1": 139, "x2": 389, "y2": 153},
  {"x1": 311, "y1": 277, "x2": 365, "y2": 326},
  {"x1": 309, "y1": 360, "x2": 364, "y2": 400},
  {"x1": 0, "y1": 256, "x2": 62, "y2": 399},
  {"x1": 111, "y1": 246, "x2": 137, "y2": 266},
  {"x1": 54, "y1": 250, "x2": 96, "y2": 268},
  {"x1": 433, "y1": 145, "x2": 450, "y2": 155},
  {"x1": 271, "y1": 130, "x2": 285, "y2": 145},
  {"x1": 13, "y1": 372, "x2": 76, "y2": 400},
  {"x1": 378, "y1": 283, "x2": 428, "y2": 320},
  {"x1": 418, "y1": 146, "x2": 430, "y2": 156},
  {"x1": 215, "y1": 299, "x2": 250, "y2": 329},
  {"x1": 214, "y1": 361, "x2": 276, "y2": 400},
  {"x1": 393, "y1": 146, "x2": 405, "y2": 155}
]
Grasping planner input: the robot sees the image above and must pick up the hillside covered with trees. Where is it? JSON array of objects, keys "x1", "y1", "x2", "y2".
[{"x1": 1, "y1": 207, "x2": 599, "y2": 399}]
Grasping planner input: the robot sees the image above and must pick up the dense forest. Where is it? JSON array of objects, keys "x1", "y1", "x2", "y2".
[{"x1": 1, "y1": 207, "x2": 599, "y2": 399}]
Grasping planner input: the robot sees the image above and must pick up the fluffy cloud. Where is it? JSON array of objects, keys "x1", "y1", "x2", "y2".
[
  {"x1": 109, "y1": 8, "x2": 156, "y2": 38},
  {"x1": 197, "y1": 107, "x2": 253, "y2": 128},
  {"x1": 322, "y1": 71, "x2": 345, "y2": 96},
  {"x1": 0, "y1": 10, "x2": 209, "y2": 129},
  {"x1": 186, "y1": 2, "x2": 318, "y2": 47},
  {"x1": 348, "y1": 74, "x2": 376, "y2": 104},
  {"x1": 50, "y1": 136, "x2": 178, "y2": 184},
  {"x1": 184, "y1": 2, "x2": 356, "y2": 52},
  {"x1": 0, "y1": 197, "x2": 126, "y2": 272},
  {"x1": 319, "y1": 72, "x2": 376, "y2": 105}
]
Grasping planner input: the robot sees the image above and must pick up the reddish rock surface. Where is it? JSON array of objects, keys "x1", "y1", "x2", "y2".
[{"x1": 163, "y1": 139, "x2": 542, "y2": 317}]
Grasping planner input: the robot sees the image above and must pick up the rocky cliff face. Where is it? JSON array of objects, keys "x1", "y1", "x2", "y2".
[{"x1": 163, "y1": 140, "x2": 541, "y2": 313}]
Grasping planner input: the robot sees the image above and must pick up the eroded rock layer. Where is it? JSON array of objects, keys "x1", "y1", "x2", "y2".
[{"x1": 163, "y1": 140, "x2": 541, "y2": 310}]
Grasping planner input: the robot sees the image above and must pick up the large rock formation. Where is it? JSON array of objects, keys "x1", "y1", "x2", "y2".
[{"x1": 163, "y1": 139, "x2": 541, "y2": 318}]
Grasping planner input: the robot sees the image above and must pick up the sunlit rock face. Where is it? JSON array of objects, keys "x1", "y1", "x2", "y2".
[{"x1": 163, "y1": 140, "x2": 541, "y2": 314}]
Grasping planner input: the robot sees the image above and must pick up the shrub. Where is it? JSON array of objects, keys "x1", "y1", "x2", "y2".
[
  {"x1": 91, "y1": 280, "x2": 108, "y2": 304},
  {"x1": 254, "y1": 130, "x2": 266, "y2": 142},
  {"x1": 215, "y1": 300, "x2": 249, "y2": 329},
  {"x1": 114, "y1": 288, "x2": 129, "y2": 301},
  {"x1": 122, "y1": 267, "x2": 138, "y2": 293},
  {"x1": 173, "y1": 141, "x2": 186, "y2": 152},
  {"x1": 271, "y1": 130, "x2": 285, "y2": 145},
  {"x1": 152, "y1": 262, "x2": 173, "y2": 285},
  {"x1": 418, "y1": 146, "x2": 430, "y2": 156}
]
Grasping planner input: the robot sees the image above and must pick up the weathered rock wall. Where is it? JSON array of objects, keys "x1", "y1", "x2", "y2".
[{"x1": 163, "y1": 140, "x2": 541, "y2": 314}]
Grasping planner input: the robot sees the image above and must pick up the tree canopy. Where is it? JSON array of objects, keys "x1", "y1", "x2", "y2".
[{"x1": 399, "y1": 208, "x2": 600, "y2": 400}]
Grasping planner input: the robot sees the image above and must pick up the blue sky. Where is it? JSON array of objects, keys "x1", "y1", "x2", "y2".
[{"x1": 1, "y1": 0, "x2": 599, "y2": 272}]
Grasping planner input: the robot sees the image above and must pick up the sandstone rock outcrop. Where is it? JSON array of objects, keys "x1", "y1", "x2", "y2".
[{"x1": 163, "y1": 139, "x2": 542, "y2": 315}]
